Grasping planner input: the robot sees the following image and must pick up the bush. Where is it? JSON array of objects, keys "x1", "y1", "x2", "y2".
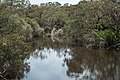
[{"x1": 96, "y1": 29, "x2": 118, "y2": 46}]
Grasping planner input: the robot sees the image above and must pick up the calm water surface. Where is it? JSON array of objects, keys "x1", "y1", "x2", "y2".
[
  {"x1": 23, "y1": 39, "x2": 120, "y2": 80},
  {"x1": 0, "y1": 39, "x2": 120, "y2": 80}
]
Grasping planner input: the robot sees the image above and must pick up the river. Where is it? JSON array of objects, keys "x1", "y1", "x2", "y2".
[{"x1": 0, "y1": 38, "x2": 120, "y2": 80}]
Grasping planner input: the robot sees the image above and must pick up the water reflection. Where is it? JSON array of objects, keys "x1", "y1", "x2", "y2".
[
  {"x1": 24, "y1": 48, "x2": 72, "y2": 80},
  {"x1": 1, "y1": 38, "x2": 120, "y2": 80},
  {"x1": 25, "y1": 43, "x2": 120, "y2": 80},
  {"x1": 66, "y1": 48, "x2": 120, "y2": 80}
]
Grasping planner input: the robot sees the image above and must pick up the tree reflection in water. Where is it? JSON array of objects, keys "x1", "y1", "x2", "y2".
[
  {"x1": 2, "y1": 38, "x2": 119, "y2": 80},
  {"x1": 65, "y1": 48, "x2": 120, "y2": 80},
  {"x1": 28, "y1": 39, "x2": 120, "y2": 80}
]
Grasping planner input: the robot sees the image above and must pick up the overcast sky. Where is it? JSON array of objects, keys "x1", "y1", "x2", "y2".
[{"x1": 30, "y1": 0, "x2": 80, "y2": 5}]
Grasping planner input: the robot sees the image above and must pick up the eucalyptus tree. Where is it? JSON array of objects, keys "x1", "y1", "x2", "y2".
[{"x1": 1, "y1": 0, "x2": 30, "y2": 8}]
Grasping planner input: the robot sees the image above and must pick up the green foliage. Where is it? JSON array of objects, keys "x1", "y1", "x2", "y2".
[
  {"x1": 0, "y1": 34, "x2": 29, "y2": 59},
  {"x1": 25, "y1": 0, "x2": 120, "y2": 48},
  {"x1": 97, "y1": 29, "x2": 119, "y2": 46},
  {"x1": 0, "y1": 34, "x2": 30, "y2": 79},
  {"x1": 0, "y1": 0, "x2": 119, "y2": 51},
  {"x1": 1, "y1": 0, "x2": 30, "y2": 8},
  {"x1": 0, "y1": 3, "x2": 31, "y2": 79}
]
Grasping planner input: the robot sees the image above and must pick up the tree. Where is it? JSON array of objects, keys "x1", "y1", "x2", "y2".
[{"x1": 1, "y1": 0, "x2": 30, "y2": 8}]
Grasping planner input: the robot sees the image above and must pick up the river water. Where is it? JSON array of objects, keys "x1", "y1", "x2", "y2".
[
  {"x1": 0, "y1": 39, "x2": 120, "y2": 80},
  {"x1": 23, "y1": 39, "x2": 120, "y2": 80}
]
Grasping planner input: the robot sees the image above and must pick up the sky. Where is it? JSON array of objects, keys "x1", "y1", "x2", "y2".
[{"x1": 30, "y1": 0, "x2": 80, "y2": 5}]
